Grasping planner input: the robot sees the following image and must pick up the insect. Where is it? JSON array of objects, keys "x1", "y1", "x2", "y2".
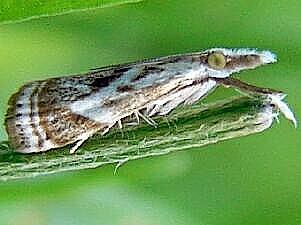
[{"x1": 5, "y1": 48, "x2": 296, "y2": 154}]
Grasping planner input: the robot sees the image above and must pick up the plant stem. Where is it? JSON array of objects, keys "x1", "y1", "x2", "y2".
[{"x1": 0, "y1": 96, "x2": 276, "y2": 181}]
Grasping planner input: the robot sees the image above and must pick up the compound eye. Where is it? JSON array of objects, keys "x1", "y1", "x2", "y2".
[{"x1": 208, "y1": 52, "x2": 226, "y2": 70}]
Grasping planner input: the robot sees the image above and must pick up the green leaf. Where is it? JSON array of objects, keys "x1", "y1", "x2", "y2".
[
  {"x1": 0, "y1": 0, "x2": 143, "y2": 24},
  {"x1": 0, "y1": 97, "x2": 278, "y2": 181}
]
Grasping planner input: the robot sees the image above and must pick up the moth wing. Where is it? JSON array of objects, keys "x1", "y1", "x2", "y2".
[
  {"x1": 146, "y1": 80, "x2": 217, "y2": 116},
  {"x1": 5, "y1": 78, "x2": 104, "y2": 153},
  {"x1": 5, "y1": 81, "x2": 56, "y2": 153},
  {"x1": 183, "y1": 79, "x2": 217, "y2": 105}
]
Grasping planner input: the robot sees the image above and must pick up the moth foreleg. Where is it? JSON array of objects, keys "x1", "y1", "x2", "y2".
[{"x1": 70, "y1": 131, "x2": 95, "y2": 154}]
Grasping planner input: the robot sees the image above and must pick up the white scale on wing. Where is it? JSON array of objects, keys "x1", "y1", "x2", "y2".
[{"x1": 68, "y1": 67, "x2": 141, "y2": 123}]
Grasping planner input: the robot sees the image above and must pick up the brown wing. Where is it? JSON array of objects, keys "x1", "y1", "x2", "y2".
[{"x1": 5, "y1": 79, "x2": 105, "y2": 153}]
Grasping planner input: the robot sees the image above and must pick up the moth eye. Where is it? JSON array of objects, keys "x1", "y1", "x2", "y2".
[{"x1": 208, "y1": 53, "x2": 226, "y2": 70}]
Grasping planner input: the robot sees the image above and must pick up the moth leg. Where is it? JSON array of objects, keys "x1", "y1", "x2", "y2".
[
  {"x1": 136, "y1": 111, "x2": 157, "y2": 127},
  {"x1": 213, "y1": 77, "x2": 297, "y2": 127},
  {"x1": 126, "y1": 111, "x2": 140, "y2": 126},
  {"x1": 118, "y1": 119, "x2": 123, "y2": 129},
  {"x1": 117, "y1": 119, "x2": 124, "y2": 137},
  {"x1": 126, "y1": 110, "x2": 140, "y2": 126},
  {"x1": 123, "y1": 111, "x2": 140, "y2": 126},
  {"x1": 134, "y1": 111, "x2": 140, "y2": 124},
  {"x1": 70, "y1": 132, "x2": 94, "y2": 154}
]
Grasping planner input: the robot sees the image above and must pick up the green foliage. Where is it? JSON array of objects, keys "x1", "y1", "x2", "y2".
[
  {"x1": 0, "y1": 1, "x2": 300, "y2": 224},
  {"x1": 0, "y1": 0, "x2": 143, "y2": 24}
]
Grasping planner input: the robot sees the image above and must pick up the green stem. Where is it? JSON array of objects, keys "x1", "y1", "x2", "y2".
[{"x1": 0, "y1": 96, "x2": 275, "y2": 181}]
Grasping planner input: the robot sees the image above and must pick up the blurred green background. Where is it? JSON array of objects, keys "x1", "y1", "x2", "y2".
[{"x1": 0, "y1": 0, "x2": 300, "y2": 224}]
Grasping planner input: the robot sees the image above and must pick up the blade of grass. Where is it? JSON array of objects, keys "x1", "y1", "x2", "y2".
[
  {"x1": 0, "y1": 97, "x2": 277, "y2": 181},
  {"x1": 0, "y1": 0, "x2": 143, "y2": 25}
]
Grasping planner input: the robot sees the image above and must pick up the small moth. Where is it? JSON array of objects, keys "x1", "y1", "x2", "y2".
[{"x1": 5, "y1": 48, "x2": 297, "y2": 154}]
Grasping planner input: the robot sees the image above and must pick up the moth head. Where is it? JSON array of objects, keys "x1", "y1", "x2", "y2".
[{"x1": 203, "y1": 48, "x2": 277, "y2": 78}]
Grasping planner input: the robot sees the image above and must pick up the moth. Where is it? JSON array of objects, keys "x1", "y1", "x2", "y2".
[{"x1": 5, "y1": 48, "x2": 297, "y2": 154}]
